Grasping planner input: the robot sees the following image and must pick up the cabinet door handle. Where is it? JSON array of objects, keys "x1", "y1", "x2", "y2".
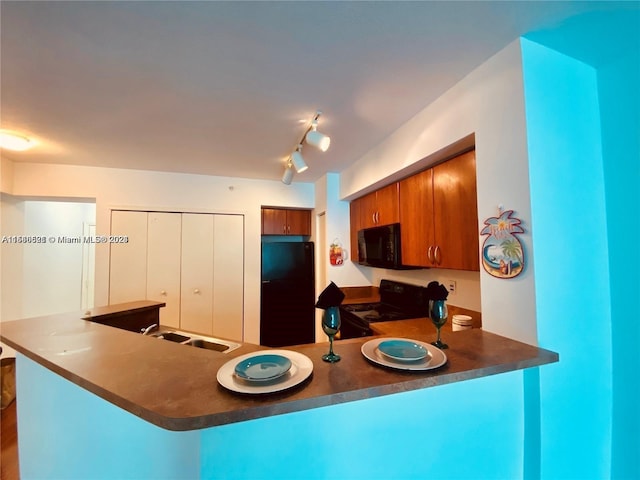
[
  {"x1": 193, "y1": 288, "x2": 200, "y2": 294},
  {"x1": 160, "y1": 290, "x2": 167, "y2": 296},
  {"x1": 435, "y1": 245, "x2": 442, "y2": 265},
  {"x1": 376, "y1": 211, "x2": 380, "y2": 224},
  {"x1": 427, "y1": 246, "x2": 433, "y2": 264},
  {"x1": 287, "y1": 225, "x2": 291, "y2": 234},
  {"x1": 372, "y1": 212, "x2": 376, "y2": 224},
  {"x1": 283, "y1": 224, "x2": 287, "y2": 234}
]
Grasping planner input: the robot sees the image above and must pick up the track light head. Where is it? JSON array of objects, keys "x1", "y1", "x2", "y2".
[
  {"x1": 282, "y1": 161, "x2": 294, "y2": 185},
  {"x1": 279, "y1": 110, "x2": 330, "y2": 182},
  {"x1": 290, "y1": 147, "x2": 308, "y2": 173},
  {"x1": 305, "y1": 120, "x2": 330, "y2": 152}
]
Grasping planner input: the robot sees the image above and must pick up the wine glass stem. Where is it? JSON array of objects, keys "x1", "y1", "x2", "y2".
[
  {"x1": 329, "y1": 336, "x2": 334, "y2": 355},
  {"x1": 436, "y1": 326, "x2": 441, "y2": 344}
]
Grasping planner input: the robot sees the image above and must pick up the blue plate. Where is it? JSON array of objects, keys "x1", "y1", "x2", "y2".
[
  {"x1": 378, "y1": 340, "x2": 428, "y2": 362},
  {"x1": 234, "y1": 354, "x2": 292, "y2": 382}
]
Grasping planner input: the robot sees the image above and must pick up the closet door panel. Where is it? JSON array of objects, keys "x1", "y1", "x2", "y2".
[
  {"x1": 212, "y1": 214, "x2": 244, "y2": 341},
  {"x1": 109, "y1": 211, "x2": 148, "y2": 305},
  {"x1": 180, "y1": 214, "x2": 214, "y2": 335},
  {"x1": 147, "y1": 212, "x2": 182, "y2": 329}
]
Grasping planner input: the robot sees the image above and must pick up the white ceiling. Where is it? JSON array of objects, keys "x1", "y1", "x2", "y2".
[{"x1": 0, "y1": 1, "x2": 626, "y2": 183}]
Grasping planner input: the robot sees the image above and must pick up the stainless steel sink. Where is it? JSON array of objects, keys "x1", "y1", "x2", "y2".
[
  {"x1": 153, "y1": 332, "x2": 190, "y2": 343},
  {"x1": 185, "y1": 338, "x2": 230, "y2": 352},
  {"x1": 148, "y1": 329, "x2": 241, "y2": 353}
]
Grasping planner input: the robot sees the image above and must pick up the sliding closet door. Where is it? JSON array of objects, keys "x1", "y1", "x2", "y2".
[
  {"x1": 146, "y1": 212, "x2": 182, "y2": 329},
  {"x1": 109, "y1": 211, "x2": 147, "y2": 304},
  {"x1": 212, "y1": 214, "x2": 244, "y2": 341},
  {"x1": 180, "y1": 213, "x2": 214, "y2": 335}
]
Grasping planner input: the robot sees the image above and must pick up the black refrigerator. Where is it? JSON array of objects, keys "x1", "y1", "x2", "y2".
[{"x1": 260, "y1": 241, "x2": 315, "y2": 347}]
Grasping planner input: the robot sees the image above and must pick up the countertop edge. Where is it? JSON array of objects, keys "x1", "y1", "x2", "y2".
[{"x1": 1, "y1": 311, "x2": 559, "y2": 432}]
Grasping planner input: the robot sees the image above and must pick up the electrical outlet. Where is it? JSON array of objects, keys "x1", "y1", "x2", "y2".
[{"x1": 447, "y1": 279, "x2": 457, "y2": 295}]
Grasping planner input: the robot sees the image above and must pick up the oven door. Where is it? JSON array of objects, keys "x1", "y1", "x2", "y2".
[{"x1": 338, "y1": 308, "x2": 373, "y2": 339}]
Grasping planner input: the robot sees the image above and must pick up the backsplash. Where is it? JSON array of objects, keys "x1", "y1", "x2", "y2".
[{"x1": 368, "y1": 267, "x2": 481, "y2": 312}]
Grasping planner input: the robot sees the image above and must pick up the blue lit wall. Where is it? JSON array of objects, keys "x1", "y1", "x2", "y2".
[
  {"x1": 522, "y1": 7, "x2": 640, "y2": 479},
  {"x1": 18, "y1": 353, "x2": 526, "y2": 480},
  {"x1": 200, "y1": 370, "x2": 524, "y2": 480},
  {"x1": 16, "y1": 354, "x2": 200, "y2": 480},
  {"x1": 522, "y1": 38, "x2": 611, "y2": 479},
  {"x1": 596, "y1": 21, "x2": 640, "y2": 480}
]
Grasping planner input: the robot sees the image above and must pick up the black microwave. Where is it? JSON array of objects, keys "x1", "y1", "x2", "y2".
[{"x1": 357, "y1": 223, "x2": 405, "y2": 269}]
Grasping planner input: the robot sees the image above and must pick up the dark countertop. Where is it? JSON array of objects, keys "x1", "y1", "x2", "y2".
[
  {"x1": 1, "y1": 307, "x2": 558, "y2": 432},
  {"x1": 80, "y1": 300, "x2": 166, "y2": 320}
]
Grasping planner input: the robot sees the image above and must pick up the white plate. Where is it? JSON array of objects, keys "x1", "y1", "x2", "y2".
[
  {"x1": 217, "y1": 349, "x2": 313, "y2": 394},
  {"x1": 361, "y1": 338, "x2": 447, "y2": 371}
]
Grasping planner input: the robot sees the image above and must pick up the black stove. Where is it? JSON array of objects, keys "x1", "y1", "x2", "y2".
[{"x1": 339, "y1": 279, "x2": 429, "y2": 339}]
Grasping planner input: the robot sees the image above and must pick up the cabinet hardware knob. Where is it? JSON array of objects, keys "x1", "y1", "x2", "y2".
[
  {"x1": 427, "y1": 246, "x2": 433, "y2": 264},
  {"x1": 435, "y1": 245, "x2": 442, "y2": 265},
  {"x1": 193, "y1": 288, "x2": 200, "y2": 294},
  {"x1": 160, "y1": 290, "x2": 167, "y2": 296}
]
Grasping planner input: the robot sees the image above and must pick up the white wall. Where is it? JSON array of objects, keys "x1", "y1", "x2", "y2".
[
  {"x1": 0, "y1": 193, "x2": 24, "y2": 323},
  {"x1": 314, "y1": 173, "x2": 369, "y2": 289},
  {"x1": 340, "y1": 40, "x2": 535, "y2": 344},
  {"x1": 1, "y1": 193, "x2": 24, "y2": 358},
  {"x1": 1, "y1": 194, "x2": 95, "y2": 357},
  {"x1": 21, "y1": 199, "x2": 96, "y2": 318},
  {"x1": 3, "y1": 162, "x2": 314, "y2": 344}
]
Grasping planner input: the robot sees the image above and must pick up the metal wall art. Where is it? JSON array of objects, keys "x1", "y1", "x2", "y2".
[{"x1": 480, "y1": 209, "x2": 525, "y2": 279}]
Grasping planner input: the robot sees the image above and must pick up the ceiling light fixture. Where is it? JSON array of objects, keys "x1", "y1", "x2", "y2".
[
  {"x1": 280, "y1": 110, "x2": 330, "y2": 184},
  {"x1": 0, "y1": 130, "x2": 35, "y2": 151},
  {"x1": 305, "y1": 119, "x2": 331, "y2": 152},
  {"x1": 282, "y1": 160, "x2": 294, "y2": 185},
  {"x1": 290, "y1": 145, "x2": 308, "y2": 173}
]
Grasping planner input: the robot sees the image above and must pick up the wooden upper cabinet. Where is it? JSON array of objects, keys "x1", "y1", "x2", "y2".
[
  {"x1": 262, "y1": 208, "x2": 287, "y2": 235},
  {"x1": 349, "y1": 199, "x2": 361, "y2": 262},
  {"x1": 400, "y1": 149, "x2": 479, "y2": 271},
  {"x1": 286, "y1": 209, "x2": 312, "y2": 236},
  {"x1": 399, "y1": 168, "x2": 435, "y2": 267},
  {"x1": 262, "y1": 208, "x2": 311, "y2": 236},
  {"x1": 432, "y1": 150, "x2": 479, "y2": 270},
  {"x1": 357, "y1": 183, "x2": 400, "y2": 230}
]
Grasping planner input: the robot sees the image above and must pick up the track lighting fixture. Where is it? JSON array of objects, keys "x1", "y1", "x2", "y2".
[
  {"x1": 280, "y1": 110, "x2": 330, "y2": 184},
  {"x1": 305, "y1": 119, "x2": 331, "y2": 152},
  {"x1": 282, "y1": 160, "x2": 294, "y2": 185},
  {"x1": 290, "y1": 145, "x2": 308, "y2": 173}
]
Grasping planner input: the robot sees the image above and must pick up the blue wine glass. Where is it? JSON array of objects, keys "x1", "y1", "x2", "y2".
[
  {"x1": 322, "y1": 306, "x2": 341, "y2": 363},
  {"x1": 429, "y1": 300, "x2": 448, "y2": 349}
]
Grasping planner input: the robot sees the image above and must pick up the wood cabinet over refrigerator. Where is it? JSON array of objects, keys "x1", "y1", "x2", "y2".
[
  {"x1": 109, "y1": 210, "x2": 244, "y2": 340},
  {"x1": 399, "y1": 149, "x2": 479, "y2": 271},
  {"x1": 261, "y1": 207, "x2": 311, "y2": 236}
]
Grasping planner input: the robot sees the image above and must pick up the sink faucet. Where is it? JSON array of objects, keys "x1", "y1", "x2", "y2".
[{"x1": 141, "y1": 324, "x2": 158, "y2": 335}]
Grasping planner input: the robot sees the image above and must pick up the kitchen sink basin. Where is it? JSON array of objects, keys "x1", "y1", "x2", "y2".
[
  {"x1": 186, "y1": 338, "x2": 230, "y2": 352},
  {"x1": 154, "y1": 332, "x2": 190, "y2": 343},
  {"x1": 148, "y1": 329, "x2": 241, "y2": 353}
]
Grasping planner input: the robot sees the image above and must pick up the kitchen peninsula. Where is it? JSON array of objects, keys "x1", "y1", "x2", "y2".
[{"x1": 2, "y1": 304, "x2": 558, "y2": 479}]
